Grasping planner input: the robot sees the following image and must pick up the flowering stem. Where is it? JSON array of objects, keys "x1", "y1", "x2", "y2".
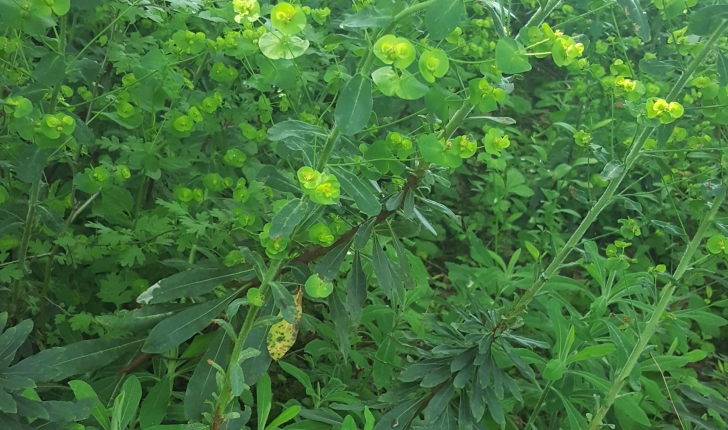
[
  {"x1": 585, "y1": 186, "x2": 726, "y2": 430},
  {"x1": 506, "y1": 19, "x2": 728, "y2": 323},
  {"x1": 212, "y1": 258, "x2": 284, "y2": 430}
]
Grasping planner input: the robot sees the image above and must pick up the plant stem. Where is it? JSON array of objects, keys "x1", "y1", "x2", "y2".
[
  {"x1": 524, "y1": 380, "x2": 554, "y2": 430},
  {"x1": 506, "y1": 19, "x2": 728, "y2": 322},
  {"x1": 520, "y1": 0, "x2": 563, "y2": 37},
  {"x1": 212, "y1": 258, "x2": 284, "y2": 430},
  {"x1": 11, "y1": 179, "x2": 41, "y2": 320},
  {"x1": 315, "y1": 126, "x2": 341, "y2": 171},
  {"x1": 585, "y1": 186, "x2": 726, "y2": 430},
  {"x1": 439, "y1": 103, "x2": 473, "y2": 140}
]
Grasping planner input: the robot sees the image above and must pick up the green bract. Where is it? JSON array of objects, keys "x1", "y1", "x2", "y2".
[
  {"x1": 706, "y1": 235, "x2": 727, "y2": 255},
  {"x1": 3, "y1": 2, "x2": 728, "y2": 429},
  {"x1": 224, "y1": 148, "x2": 247, "y2": 167},
  {"x1": 232, "y1": 0, "x2": 260, "y2": 23},
  {"x1": 304, "y1": 274, "x2": 333, "y2": 298},
  {"x1": 309, "y1": 223, "x2": 334, "y2": 246},
  {"x1": 418, "y1": 49, "x2": 449, "y2": 83},
  {"x1": 483, "y1": 128, "x2": 510, "y2": 156},
  {"x1": 646, "y1": 98, "x2": 684, "y2": 124},
  {"x1": 310, "y1": 174, "x2": 340, "y2": 205},
  {"x1": 271, "y1": 3, "x2": 307, "y2": 36},
  {"x1": 374, "y1": 35, "x2": 416, "y2": 69}
]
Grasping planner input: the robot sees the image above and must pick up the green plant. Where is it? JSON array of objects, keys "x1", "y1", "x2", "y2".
[{"x1": 1, "y1": 0, "x2": 728, "y2": 429}]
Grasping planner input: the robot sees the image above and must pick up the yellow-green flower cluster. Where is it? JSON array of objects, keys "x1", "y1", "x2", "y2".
[
  {"x1": 646, "y1": 98, "x2": 684, "y2": 124},
  {"x1": 297, "y1": 167, "x2": 340, "y2": 205},
  {"x1": 374, "y1": 35, "x2": 416, "y2": 69}
]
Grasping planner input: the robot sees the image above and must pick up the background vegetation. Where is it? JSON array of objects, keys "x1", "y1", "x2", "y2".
[{"x1": 1, "y1": 0, "x2": 728, "y2": 429}]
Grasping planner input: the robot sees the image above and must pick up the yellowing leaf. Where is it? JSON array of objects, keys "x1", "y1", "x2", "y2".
[{"x1": 267, "y1": 287, "x2": 303, "y2": 361}]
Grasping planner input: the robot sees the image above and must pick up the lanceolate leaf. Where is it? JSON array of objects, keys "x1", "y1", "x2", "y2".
[
  {"x1": 0, "y1": 319, "x2": 33, "y2": 367},
  {"x1": 139, "y1": 375, "x2": 171, "y2": 429},
  {"x1": 335, "y1": 74, "x2": 373, "y2": 136},
  {"x1": 269, "y1": 198, "x2": 308, "y2": 239},
  {"x1": 184, "y1": 331, "x2": 231, "y2": 421},
  {"x1": 8, "y1": 337, "x2": 144, "y2": 382},
  {"x1": 616, "y1": 0, "x2": 651, "y2": 42},
  {"x1": 345, "y1": 251, "x2": 367, "y2": 323},
  {"x1": 371, "y1": 236, "x2": 400, "y2": 300},
  {"x1": 137, "y1": 267, "x2": 254, "y2": 304},
  {"x1": 143, "y1": 294, "x2": 235, "y2": 353},
  {"x1": 331, "y1": 167, "x2": 382, "y2": 216},
  {"x1": 315, "y1": 240, "x2": 353, "y2": 280}
]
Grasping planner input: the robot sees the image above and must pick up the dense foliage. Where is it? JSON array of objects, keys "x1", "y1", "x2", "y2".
[{"x1": 1, "y1": 0, "x2": 728, "y2": 429}]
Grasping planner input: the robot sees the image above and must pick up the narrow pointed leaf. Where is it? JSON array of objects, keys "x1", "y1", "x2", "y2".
[{"x1": 143, "y1": 295, "x2": 234, "y2": 353}]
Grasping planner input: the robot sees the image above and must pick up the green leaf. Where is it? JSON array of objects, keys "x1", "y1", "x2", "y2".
[
  {"x1": 372, "y1": 236, "x2": 400, "y2": 301},
  {"x1": 270, "y1": 282, "x2": 299, "y2": 323},
  {"x1": 599, "y1": 160, "x2": 624, "y2": 181},
  {"x1": 331, "y1": 167, "x2": 381, "y2": 216},
  {"x1": 373, "y1": 398, "x2": 424, "y2": 430},
  {"x1": 257, "y1": 373, "x2": 272, "y2": 430},
  {"x1": 8, "y1": 337, "x2": 144, "y2": 382},
  {"x1": 340, "y1": 6, "x2": 392, "y2": 28},
  {"x1": 425, "y1": 0, "x2": 464, "y2": 40},
  {"x1": 265, "y1": 405, "x2": 301, "y2": 430},
  {"x1": 616, "y1": 0, "x2": 650, "y2": 41},
  {"x1": 16, "y1": 145, "x2": 50, "y2": 183},
  {"x1": 641, "y1": 349, "x2": 707, "y2": 372},
  {"x1": 270, "y1": 198, "x2": 309, "y2": 239},
  {"x1": 717, "y1": 50, "x2": 728, "y2": 87},
  {"x1": 372, "y1": 67, "x2": 429, "y2": 100},
  {"x1": 495, "y1": 37, "x2": 531, "y2": 74},
  {"x1": 278, "y1": 361, "x2": 315, "y2": 396},
  {"x1": 345, "y1": 252, "x2": 367, "y2": 324},
  {"x1": 315, "y1": 240, "x2": 352, "y2": 280},
  {"x1": 0, "y1": 319, "x2": 33, "y2": 367},
  {"x1": 542, "y1": 359, "x2": 566, "y2": 380},
  {"x1": 483, "y1": 386, "x2": 504, "y2": 427},
  {"x1": 340, "y1": 414, "x2": 357, "y2": 430},
  {"x1": 69, "y1": 380, "x2": 109, "y2": 430},
  {"x1": 554, "y1": 390, "x2": 588, "y2": 430},
  {"x1": 185, "y1": 331, "x2": 231, "y2": 421},
  {"x1": 417, "y1": 133, "x2": 462, "y2": 169},
  {"x1": 230, "y1": 363, "x2": 246, "y2": 397},
  {"x1": 688, "y1": 5, "x2": 728, "y2": 36},
  {"x1": 566, "y1": 343, "x2": 616, "y2": 364},
  {"x1": 335, "y1": 74, "x2": 373, "y2": 136},
  {"x1": 139, "y1": 376, "x2": 171, "y2": 429},
  {"x1": 119, "y1": 376, "x2": 142, "y2": 430},
  {"x1": 615, "y1": 394, "x2": 651, "y2": 426},
  {"x1": 142, "y1": 294, "x2": 234, "y2": 353},
  {"x1": 259, "y1": 32, "x2": 309, "y2": 60},
  {"x1": 137, "y1": 267, "x2": 253, "y2": 304}
]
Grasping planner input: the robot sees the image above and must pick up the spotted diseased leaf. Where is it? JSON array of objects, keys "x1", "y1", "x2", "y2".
[{"x1": 267, "y1": 287, "x2": 303, "y2": 361}]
